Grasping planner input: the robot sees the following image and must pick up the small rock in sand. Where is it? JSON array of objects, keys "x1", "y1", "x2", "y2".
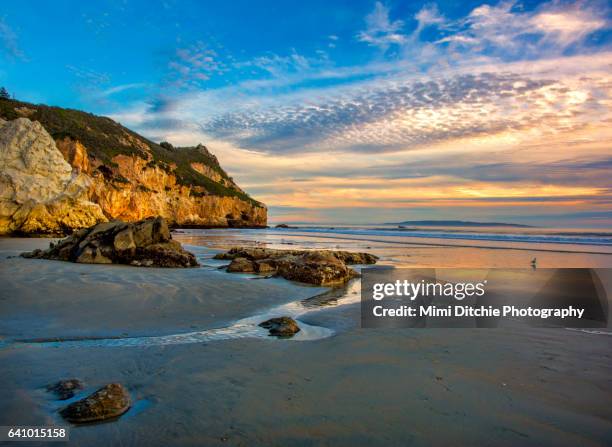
[
  {"x1": 259, "y1": 317, "x2": 301, "y2": 337},
  {"x1": 46, "y1": 379, "x2": 84, "y2": 400},
  {"x1": 60, "y1": 383, "x2": 131, "y2": 423}
]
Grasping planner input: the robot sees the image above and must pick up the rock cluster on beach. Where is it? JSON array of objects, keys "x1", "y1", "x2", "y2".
[
  {"x1": 59, "y1": 383, "x2": 131, "y2": 423},
  {"x1": 215, "y1": 247, "x2": 378, "y2": 285},
  {"x1": 21, "y1": 217, "x2": 199, "y2": 267}
]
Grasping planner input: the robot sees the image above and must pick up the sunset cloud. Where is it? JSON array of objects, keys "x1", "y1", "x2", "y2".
[
  {"x1": 45, "y1": 0, "x2": 609, "y2": 226},
  {"x1": 132, "y1": 54, "x2": 612, "y2": 159}
]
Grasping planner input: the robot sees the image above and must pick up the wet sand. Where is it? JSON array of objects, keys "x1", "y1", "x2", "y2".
[{"x1": 1, "y1": 233, "x2": 611, "y2": 446}]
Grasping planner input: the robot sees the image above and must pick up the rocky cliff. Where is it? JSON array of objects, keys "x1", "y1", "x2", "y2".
[
  {"x1": 0, "y1": 117, "x2": 106, "y2": 234},
  {"x1": 0, "y1": 99, "x2": 266, "y2": 235}
]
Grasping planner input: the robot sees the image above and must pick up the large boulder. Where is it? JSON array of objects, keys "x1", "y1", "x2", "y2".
[
  {"x1": 0, "y1": 117, "x2": 106, "y2": 234},
  {"x1": 59, "y1": 383, "x2": 130, "y2": 423},
  {"x1": 215, "y1": 247, "x2": 377, "y2": 285},
  {"x1": 21, "y1": 217, "x2": 199, "y2": 268},
  {"x1": 276, "y1": 252, "x2": 353, "y2": 285},
  {"x1": 226, "y1": 257, "x2": 256, "y2": 273}
]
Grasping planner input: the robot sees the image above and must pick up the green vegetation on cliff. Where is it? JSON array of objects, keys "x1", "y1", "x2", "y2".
[{"x1": 0, "y1": 98, "x2": 263, "y2": 207}]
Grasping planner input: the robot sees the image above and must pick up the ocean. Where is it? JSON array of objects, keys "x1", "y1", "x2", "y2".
[{"x1": 173, "y1": 224, "x2": 612, "y2": 270}]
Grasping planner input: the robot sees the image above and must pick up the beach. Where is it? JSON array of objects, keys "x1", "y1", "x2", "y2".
[
  {"x1": 1, "y1": 227, "x2": 611, "y2": 446},
  {"x1": 3, "y1": 1, "x2": 612, "y2": 444}
]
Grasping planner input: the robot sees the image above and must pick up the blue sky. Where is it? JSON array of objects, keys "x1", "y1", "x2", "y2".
[{"x1": 1, "y1": 0, "x2": 611, "y2": 226}]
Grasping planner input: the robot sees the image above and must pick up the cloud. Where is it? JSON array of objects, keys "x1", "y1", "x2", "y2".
[
  {"x1": 530, "y1": 7, "x2": 607, "y2": 47},
  {"x1": 198, "y1": 60, "x2": 611, "y2": 154},
  {"x1": 237, "y1": 50, "x2": 313, "y2": 77},
  {"x1": 147, "y1": 95, "x2": 180, "y2": 114},
  {"x1": 67, "y1": 65, "x2": 110, "y2": 85},
  {"x1": 166, "y1": 41, "x2": 227, "y2": 87},
  {"x1": 106, "y1": 1, "x2": 612, "y2": 226},
  {"x1": 0, "y1": 17, "x2": 26, "y2": 61},
  {"x1": 414, "y1": 3, "x2": 446, "y2": 34},
  {"x1": 436, "y1": 1, "x2": 609, "y2": 56},
  {"x1": 357, "y1": 2, "x2": 407, "y2": 49},
  {"x1": 99, "y1": 83, "x2": 147, "y2": 97}
]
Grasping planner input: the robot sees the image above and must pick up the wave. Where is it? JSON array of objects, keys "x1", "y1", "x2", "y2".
[{"x1": 276, "y1": 227, "x2": 612, "y2": 247}]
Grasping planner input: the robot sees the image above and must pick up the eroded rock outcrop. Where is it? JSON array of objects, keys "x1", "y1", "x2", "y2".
[
  {"x1": 21, "y1": 217, "x2": 199, "y2": 267},
  {"x1": 215, "y1": 247, "x2": 378, "y2": 285},
  {"x1": 0, "y1": 118, "x2": 106, "y2": 234},
  {"x1": 87, "y1": 152, "x2": 266, "y2": 228},
  {"x1": 56, "y1": 136, "x2": 90, "y2": 173}
]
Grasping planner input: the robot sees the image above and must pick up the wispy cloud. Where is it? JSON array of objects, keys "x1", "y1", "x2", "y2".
[
  {"x1": 0, "y1": 17, "x2": 26, "y2": 61},
  {"x1": 66, "y1": 66, "x2": 148, "y2": 106},
  {"x1": 328, "y1": 34, "x2": 339, "y2": 49},
  {"x1": 236, "y1": 50, "x2": 314, "y2": 77},
  {"x1": 413, "y1": 3, "x2": 446, "y2": 34},
  {"x1": 357, "y1": 2, "x2": 408, "y2": 49},
  {"x1": 435, "y1": 1, "x2": 609, "y2": 56},
  {"x1": 100, "y1": 83, "x2": 147, "y2": 97},
  {"x1": 166, "y1": 41, "x2": 227, "y2": 87},
  {"x1": 67, "y1": 65, "x2": 110, "y2": 85}
]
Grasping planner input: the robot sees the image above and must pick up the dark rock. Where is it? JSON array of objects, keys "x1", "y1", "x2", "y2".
[
  {"x1": 214, "y1": 247, "x2": 377, "y2": 265},
  {"x1": 276, "y1": 252, "x2": 352, "y2": 285},
  {"x1": 255, "y1": 259, "x2": 276, "y2": 273},
  {"x1": 275, "y1": 224, "x2": 293, "y2": 228},
  {"x1": 226, "y1": 257, "x2": 255, "y2": 273},
  {"x1": 259, "y1": 317, "x2": 301, "y2": 337},
  {"x1": 21, "y1": 248, "x2": 42, "y2": 258},
  {"x1": 46, "y1": 379, "x2": 84, "y2": 400},
  {"x1": 113, "y1": 228, "x2": 135, "y2": 251},
  {"x1": 60, "y1": 383, "x2": 130, "y2": 423},
  {"x1": 332, "y1": 251, "x2": 379, "y2": 265},
  {"x1": 214, "y1": 247, "x2": 378, "y2": 285},
  {"x1": 213, "y1": 252, "x2": 233, "y2": 260},
  {"x1": 20, "y1": 217, "x2": 199, "y2": 268}
]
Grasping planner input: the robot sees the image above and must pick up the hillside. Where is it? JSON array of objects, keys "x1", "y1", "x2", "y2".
[{"x1": 0, "y1": 98, "x2": 266, "y2": 234}]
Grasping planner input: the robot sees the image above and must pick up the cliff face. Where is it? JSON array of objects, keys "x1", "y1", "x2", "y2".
[
  {"x1": 0, "y1": 100, "x2": 267, "y2": 235},
  {"x1": 0, "y1": 118, "x2": 106, "y2": 234}
]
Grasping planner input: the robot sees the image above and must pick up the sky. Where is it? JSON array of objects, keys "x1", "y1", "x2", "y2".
[{"x1": 1, "y1": 0, "x2": 611, "y2": 227}]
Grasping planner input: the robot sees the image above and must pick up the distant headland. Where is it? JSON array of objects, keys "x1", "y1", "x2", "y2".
[{"x1": 387, "y1": 220, "x2": 534, "y2": 228}]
